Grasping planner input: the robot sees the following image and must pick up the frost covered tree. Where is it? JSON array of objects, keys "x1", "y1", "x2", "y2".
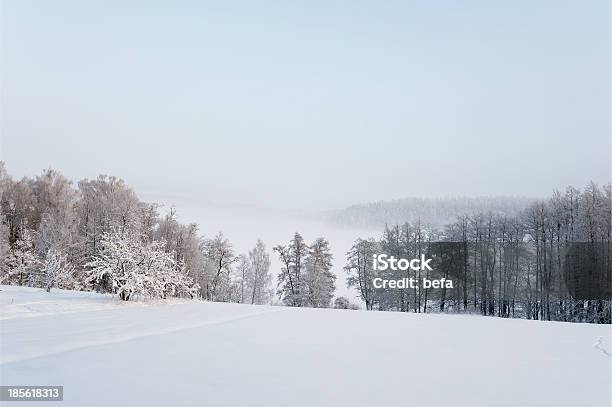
[
  {"x1": 31, "y1": 170, "x2": 78, "y2": 251},
  {"x1": 0, "y1": 165, "x2": 12, "y2": 273},
  {"x1": 76, "y1": 175, "x2": 146, "y2": 261},
  {"x1": 235, "y1": 254, "x2": 251, "y2": 303},
  {"x1": 38, "y1": 248, "x2": 75, "y2": 292},
  {"x1": 3, "y1": 229, "x2": 37, "y2": 286},
  {"x1": 202, "y1": 233, "x2": 237, "y2": 301},
  {"x1": 334, "y1": 297, "x2": 350, "y2": 309},
  {"x1": 0, "y1": 214, "x2": 9, "y2": 275},
  {"x1": 304, "y1": 238, "x2": 335, "y2": 308},
  {"x1": 155, "y1": 209, "x2": 204, "y2": 297},
  {"x1": 85, "y1": 229, "x2": 198, "y2": 301},
  {"x1": 275, "y1": 234, "x2": 334, "y2": 308},
  {"x1": 248, "y1": 239, "x2": 272, "y2": 305},
  {"x1": 334, "y1": 297, "x2": 359, "y2": 310},
  {"x1": 274, "y1": 232, "x2": 308, "y2": 307},
  {"x1": 345, "y1": 238, "x2": 379, "y2": 310}
]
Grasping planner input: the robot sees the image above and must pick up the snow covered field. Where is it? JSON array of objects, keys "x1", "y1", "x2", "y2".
[{"x1": 1, "y1": 285, "x2": 610, "y2": 407}]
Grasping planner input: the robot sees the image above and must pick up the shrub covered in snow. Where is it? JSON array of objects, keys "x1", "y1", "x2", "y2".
[{"x1": 85, "y1": 229, "x2": 198, "y2": 301}]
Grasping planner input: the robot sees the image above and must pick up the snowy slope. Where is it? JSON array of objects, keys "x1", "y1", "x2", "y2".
[{"x1": 0, "y1": 285, "x2": 610, "y2": 407}]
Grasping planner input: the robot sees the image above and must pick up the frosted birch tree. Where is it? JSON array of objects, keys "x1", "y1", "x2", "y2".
[
  {"x1": 248, "y1": 239, "x2": 272, "y2": 305},
  {"x1": 235, "y1": 254, "x2": 251, "y2": 303}
]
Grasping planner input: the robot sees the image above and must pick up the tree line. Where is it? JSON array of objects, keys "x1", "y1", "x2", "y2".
[
  {"x1": 0, "y1": 163, "x2": 342, "y2": 308},
  {"x1": 345, "y1": 183, "x2": 611, "y2": 323},
  {"x1": 330, "y1": 196, "x2": 533, "y2": 229},
  {"x1": 0, "y1": 163, "x2": 271, "y2": 303},
  {"x1": 1, "y1": 163, "x2": 609, "y2": 322}
]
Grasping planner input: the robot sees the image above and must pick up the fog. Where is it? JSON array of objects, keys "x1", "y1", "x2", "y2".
[{"x1": 2, "y1": 1, "x2": 610, "y2": 211}]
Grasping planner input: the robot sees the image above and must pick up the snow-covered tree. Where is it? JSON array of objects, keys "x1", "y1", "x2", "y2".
[
  {"x1": 333, "y1": 297, "x2": 360, "y2": 310},
  {"x1": 235, "y1": 254, "x2": 251, "y2": 303},
  {"x1": 156, "y1": 210, "x2": 205, "y2": 298},
  {"x1": 274, "y1": 232, "x2": 308, "y2": 307},
  {"x1": 38, "y1": 248, "x2": 75, "y2": 292},
  {"x1": 3, "y1": 229, "x2": 37, "y2": 286},
  {"x1": 85, "y1": 229, "x2": 198, "y2": 301},
  {"x1": 76, "y1": 175, "x2": 145, "y2": 261},
  {"x1": 345, "y1": 238, "x2": 379, "y2": 311},
  {"x1": 0, "y1": 214, "x2": 9, "y2": 275},
  {"x1": 248, "y1": 239, "x2": 272, "y2": 305},
  {"x1": 304, "y1": 238, "x2": 335, "y2": 308},
  {"x1": 334, "y1": 297, "x2": 350, "y2": 309},
  {"x1": 202, "y1": 232, "x2": 237, "y2": 301}
]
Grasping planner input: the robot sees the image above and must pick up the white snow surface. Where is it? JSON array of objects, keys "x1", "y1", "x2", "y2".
[{"x1": 0, "y1": 285, "x2": 610, "y2": 407}]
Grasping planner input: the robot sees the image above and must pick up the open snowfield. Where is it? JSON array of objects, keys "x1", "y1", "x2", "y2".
[{"x1": 0, "y1": 285, "x2": 610, "y2": 407}]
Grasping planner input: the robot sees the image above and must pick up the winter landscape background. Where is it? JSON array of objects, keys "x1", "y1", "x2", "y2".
[{"x1": 1, "y1": 0, "x2": 611, "y2": 405}]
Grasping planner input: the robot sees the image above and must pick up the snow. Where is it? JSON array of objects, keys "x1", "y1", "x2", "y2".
[{"x1": 1, "y1": 285, "x2": 610, "y2": 406}]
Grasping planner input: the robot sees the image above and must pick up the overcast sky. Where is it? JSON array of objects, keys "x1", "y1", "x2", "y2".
[{"x1": 1, "y1": 0, "x2": 610, "y2": 210}]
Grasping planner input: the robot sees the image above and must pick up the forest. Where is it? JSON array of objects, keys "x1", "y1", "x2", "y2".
[
  {"x1": 329, "y1": 196, "x2": 534, "y2": 228},
  {"x1": 0, "y1": 163, "x2": 333, "y2": 308},
  {"x1": 0, "y1": 162, "x2": 609, "y2": 323},
  {"x1": 346, "y1": 184, "x2": 611, "y2": 323}
]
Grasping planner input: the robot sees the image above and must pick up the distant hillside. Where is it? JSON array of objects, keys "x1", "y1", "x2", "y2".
[{"x1": 328, "y1": 196, "x2": 535, "y2": 228}]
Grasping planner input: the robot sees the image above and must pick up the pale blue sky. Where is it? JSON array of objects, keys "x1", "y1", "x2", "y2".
[{"x1": 1, "y1": 0, "x2": 610, "y2": 209}]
